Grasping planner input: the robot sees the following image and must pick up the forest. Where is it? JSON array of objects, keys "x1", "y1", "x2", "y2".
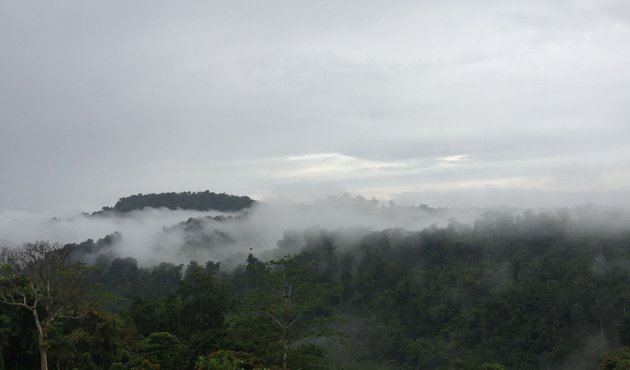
[
  {"x1": 2, "y1": 195, "x2": 630, "y2": 370},
  {"x1": 92, "y1": 191, "x2": 256, "y2": 215}
]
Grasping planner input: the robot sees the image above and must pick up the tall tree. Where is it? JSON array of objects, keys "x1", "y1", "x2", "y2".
[
  {"x1": 243, "y1": 253, "x2": 334, "y2": 370},
  {"x1": 0, "y1": 241, "x2": 88, "y2": 370}
]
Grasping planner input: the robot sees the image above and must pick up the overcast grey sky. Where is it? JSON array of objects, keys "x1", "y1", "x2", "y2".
[{"x1": 1, "y1": 0, "x2": 630, "y2": 212}]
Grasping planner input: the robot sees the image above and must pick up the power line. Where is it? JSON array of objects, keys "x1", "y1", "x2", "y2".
[{"x1": 0, "y1": 213, "x2": 65, "y2": 244}]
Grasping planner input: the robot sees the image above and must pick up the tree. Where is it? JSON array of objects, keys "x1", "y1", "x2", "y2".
[
  {"x1": 600, "y1": 348, "x2": 630, "y2": 370},
  {"x1": 96, "y1": 191, "x2": 255, "y2": 214},
  {"x1": 241, "y1": 253, "x2": 335, "y2": 370},
  {"x1": 134, "y1": 332, "x2": 189, "y2": 370},
  {"x1": 0, "y1": 241, "x2": 89, "y2": 370},
  {"x1": 194, "y1": 350, "x2": 266, "y2": 370},
  {"x1": 178, "y1": 261, "x2": 230, "y2": 354}
]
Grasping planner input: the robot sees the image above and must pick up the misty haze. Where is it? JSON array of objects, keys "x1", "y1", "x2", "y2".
[{"x1": 2, "y1": 1, "x2": 630, "y2": 370}]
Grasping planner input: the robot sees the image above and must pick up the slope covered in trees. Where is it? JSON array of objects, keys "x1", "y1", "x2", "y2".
[
  {"x1": 3, "y1": 206, "x2": 630, "y2": 369},
  {"x1": 94, "y1": 191, "x2": 255, "y2": 214}
]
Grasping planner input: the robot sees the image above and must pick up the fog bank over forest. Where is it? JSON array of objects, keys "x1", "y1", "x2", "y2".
[
  {"x1": 2, "y1": 193, "x2": 629, "y2": 268},
  {"x1": 4, "y1": 191, "x2": 630, "y2": 369},
  {"x1": 3, "y1": 0, "x2": 630, "y2": 368}
]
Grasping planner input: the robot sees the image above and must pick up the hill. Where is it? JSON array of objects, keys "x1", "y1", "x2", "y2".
[{"x1": 94, "y1": 191, "x2": 255, "y2": 214}]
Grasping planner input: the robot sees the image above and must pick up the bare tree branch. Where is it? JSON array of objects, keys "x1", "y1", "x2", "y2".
[{"x1": 263, "y1": 311, "x2": 284, "y2": 329}]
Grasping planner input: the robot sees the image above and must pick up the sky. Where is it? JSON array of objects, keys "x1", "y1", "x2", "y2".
[{"x1": 2, "y1": 0, "x2": 630, "y2": 213}]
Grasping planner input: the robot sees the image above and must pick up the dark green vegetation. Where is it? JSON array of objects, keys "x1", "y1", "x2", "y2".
[
  {"x1": 94, "y1": 191, "x2": 255, "y2": 214},
  {"x1": 3, "y1": 207, "x2": 630, "y2": 369}
]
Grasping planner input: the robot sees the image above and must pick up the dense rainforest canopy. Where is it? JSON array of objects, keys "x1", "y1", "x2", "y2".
[{"x1": 3, "y1": 202, "x2": 630, "y2": 369}]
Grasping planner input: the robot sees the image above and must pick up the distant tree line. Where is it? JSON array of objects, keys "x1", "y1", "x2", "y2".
[{"x1": 94, "y1": 191, "x2": 255, "y2": 214}]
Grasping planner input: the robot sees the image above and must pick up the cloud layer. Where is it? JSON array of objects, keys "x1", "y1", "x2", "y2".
[{"x1": 1, "y1": 0, "x2": 629, "y2": 211}]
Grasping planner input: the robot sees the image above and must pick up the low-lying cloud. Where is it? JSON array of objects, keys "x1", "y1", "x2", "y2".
[
  {"x1": 2, "y1": 196, "x2": 630, "y2": 269},
  {"x1": 0, "y1": 196, "x2": 477, "y2": 266}
]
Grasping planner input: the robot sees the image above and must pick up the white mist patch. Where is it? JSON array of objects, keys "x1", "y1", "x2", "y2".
[
  {"x1": 144, "y1": 196, "x2": 487, "y2": 268},
  {"x1": 0, "y1": 208, "x2": 229, "y2": 250}
]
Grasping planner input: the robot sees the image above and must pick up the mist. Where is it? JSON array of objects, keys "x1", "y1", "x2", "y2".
[
  {"x1": 2, "y1": 0, "x2": 630, "y2": 368},
  {"x1": 3, "y1": 195, "x2": 629, "y2": 270},
  {"x1": 0, "y1": 195, "x2": 469, "y2": 265},
  {"x1": 0, "y1": 208, "x2": 226, "y2": 261}
]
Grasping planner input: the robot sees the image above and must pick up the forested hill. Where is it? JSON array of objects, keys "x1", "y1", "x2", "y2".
[{"x1": 94, "y1": 191, "x2": 255, "y2": 214}]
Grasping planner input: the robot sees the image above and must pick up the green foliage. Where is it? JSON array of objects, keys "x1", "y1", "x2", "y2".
[
  {"x1": 129, "y1": 358, "x2": 160, "y2": 370},
  {"x1": 473, "y1": 364, "x2": 506, "y2": 370},
  {"x1": 225, "y1": 314, "x2": 282, "y2": 365},
  {"x1": 194, "y1": 350, "x2": 265, "y2": 370},
  {"x1": 134, "y1": 332, "x2": 189, "y2": 370},
  {"x1": 232, "y1": 252, "x2": 337, "y2": 369},
  {"x1": 0, "y1": 241, "x2": 91, "y2": 370},
  {"x1": 98, "y1": 191, "x2": 255, "y2": 213},
  {"x1": 4, "y1": 207, "x2": 630, "y2": 369},
  {"x1": 286, "y1": 344, "x2": 328, "y2": 370},
  {"x1": 45, "y1": 310, "x2": 136, "y2": 370},
  {"x1": 600, "y1": 348, "x2": 630, "y2": 370}
]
